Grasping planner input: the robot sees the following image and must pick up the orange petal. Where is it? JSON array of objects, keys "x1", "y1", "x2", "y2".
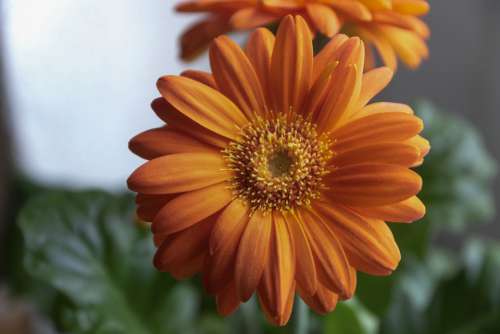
[
  {"x1": 152, "y1": 183, "x2": 233, "y2": 235},
  {"x1": 157, "y1": 76, "x2": 248, "y2": 140},
  {"x1": 331, "y1": 142, "x2": 421, "y2": 167},
  {"x1": 235, "y1": 210, "x2": 272, "y2": 302},
  {"x1": 332, "y1": 111, "x2": 423, "y2": 152},
  {"x1": 358, "y1": 101, "x2": 414, "y2": 116},
  {"x1": 205, "y1": 200, "x2": 249, "y2": 294},
  {"x1": 314, "y1": 37, "x2": 364, "y2": 131},
  {"x1": 285, "y1": 212, "x2": 317, "y2": 296},
  {"x1": 270, "y1": 15, "x2": 313, "y2": 115},
  {"x1": 129, "y1": 127, "x2": 217, "y2": 160},
  {"x1": 358, "y1": 0, "x2": 392, "y2": 10},
  {"x1": 354, "y1": 196, "x2": 426, "y2": 223},
  {"x1": 324, "y1": 164, "x2": 422, "y2": 207},
  {"x1": 179, "y1": 16, "x2": 231, "y2": 61},
  {"x1": 306, "y1": 4, "x2": 340, "y2": 37},
  {"x1": 259, "y1": 281, "x2": 295, "y2": 326},
  {"x1": 216, "y1": 280, "x2": 241, "y2": 316},
  {"x1": 246, "y1": 28, "x2": 275, "y2": 109},
  {"x1": 136, "y1": 193, "x2": 174, "y2": 223},
  {"x1": 392, "y1": 0, "x2": 430, "y2": 16},
  {"x1": 151, "y1": 98, "x2": 229, "y2": 148},
  {"x1": 356, "y1": 67, "x2": 393, "y2": 109},
  {"x1": 341, "y1": 265, "x2": 357, "y2": 300},
  {"x1": 210, "y1": 35, "x2": 267, "y2": 119},
  {"x1": 209, "y1": 199, "x2": 249, "y2": 254},
  {"x1": 405, "y1": 135, "x2": 430, "y2": 166},
  {"x1": 330, "y1": 0, "x2": 372, "y2": 21},
  {"x1": 230, "y1": 7, "x2": 278, "y2": 29},
  {"x1": 313, "y1": 34, "x2": 349, "y2": 83},
  {"x1": 258, "y1": 213, "x2": 295, "y2": 320},
  {"x1": 356, "y1": 27, "x2": 398, "y2": 70},
  {"x1": 127, "y1": 153, "x2": 230, "y2": 194},
  {"x1": 299, "y1": 283, "x2": 338, "y2": 315},
  {"x1": 154, "y1": 217, "x2": 213, "y2": 274},
  {"x1": 377, "y1": 26, "x2": 428, "y2": 69},
  {"x1": 169, "y1": 252, "x2": 207, "y2": 280},
  {"x1": 181, "y1": 70, "x2": 217, "y2": 88},
  {"x1": 300, "y1": 209, "x2": 353, "y2": 296},
  {"x1": 315, "y1": 203, "x2": 401, "y2": 275}
]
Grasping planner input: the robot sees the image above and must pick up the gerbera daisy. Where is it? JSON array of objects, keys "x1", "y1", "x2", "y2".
[
  {"x1": 128, "y1": 15, "x2": 429, "y2": 326},
  {"x1": 176, "y1": 0, "x2": 430, "y2": 70}
]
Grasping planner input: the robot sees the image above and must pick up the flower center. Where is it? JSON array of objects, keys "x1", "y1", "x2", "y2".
[{"x1": 224, "y1": 115, "x2": 332, "y2": 212}]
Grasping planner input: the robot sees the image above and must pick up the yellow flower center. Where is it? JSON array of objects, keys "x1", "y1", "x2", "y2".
[{"x1": 224, "y1": 115, "x2": 332, "y2": 213}]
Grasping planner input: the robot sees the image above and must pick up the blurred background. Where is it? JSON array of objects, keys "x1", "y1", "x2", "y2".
[{"x1": 1, "y1": 0, "x2": 499, "y2": 333}]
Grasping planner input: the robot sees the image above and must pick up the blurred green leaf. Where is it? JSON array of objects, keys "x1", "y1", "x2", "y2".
[
  {"x1": 324, "y1": 299, "x2": 378, "y2": 334},
  {"x1": 18, "y1": 190, "x2": 203, "y2": 334},
  {"x1": 380, "y1": 241, "x2": 500, "y2": 334},
  {"x1": 414, "y1": 100, "x2": 497, "y2": 231}
]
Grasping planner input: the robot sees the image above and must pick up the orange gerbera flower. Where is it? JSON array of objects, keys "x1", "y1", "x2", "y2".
[
  {"x1": 176, "y1": 0, "x2": 430, "y2": 70},
  {"x1": 128, "y1": 15, "x2": 429, "y2": 326}
]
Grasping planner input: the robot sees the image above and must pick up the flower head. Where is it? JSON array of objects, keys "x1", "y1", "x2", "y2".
[
  {"x1": 176, "y1": 0, "x2": 430, "y2": 70},
  {"x1": 128, "y1": 15, "x2": 429, "y2": 325}
]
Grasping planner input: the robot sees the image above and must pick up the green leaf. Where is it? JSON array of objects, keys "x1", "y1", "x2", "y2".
[
  {"x1": 324, "y1": 299, "x2": 378, "y2": 334},
  {"x1": 18, "y1": 190, "x2": 200, "y2": 334},
  {"x1": 414, "y1": 100, "x2": 497, "y2": 231},
  {"x1": 379, "y1": 241, "x2": 500, "y2": 334}
]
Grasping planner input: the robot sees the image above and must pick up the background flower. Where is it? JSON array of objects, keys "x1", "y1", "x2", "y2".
[{"x1": 176, "y1": 0, "x2": 429, "y2": 70}]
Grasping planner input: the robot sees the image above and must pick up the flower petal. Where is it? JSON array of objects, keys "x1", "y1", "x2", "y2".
[
  {"x1": 356, "y1": 27, "x2": 398, "y2": 70},
  {"x1": 332, "y1": 111, "x2": 423, "y2": 152},
  {"x1": 329, "y1": 0, "x2": 372, "y2": 21},
  {"x1": 152, "y1": 183, "x2": 233, "y2": 234},
  {"x1": 324, "y1": 164, "x2": 422, "y2": 207},
  {"x1": 300, "y1": 209, "x2": 353, "y2": 296},
  {"x1": 331, "y1": 142, "x2": 421, "y2": 167},
  {"x1": 136, "y1": 193, "x2": 174, "y2": 223},
  {"x1": 216, "y1": 280, "x2": 241, "y2": 316},
  {"x1": 246, "y1": 28, "x2": 275, "y2": 109},
  {"x1": 285, "y1": 211, "x2": 317, "y2": 296},
  {"x1": 392, "y1": 0, "x2": 430, "y2": 16},
  {"x1": 235, "y1": 210, "x2": 272, "y2": 302},
  {"x1": 129, "y1": 127, "x2": 217, "y2": 160},
  {"x1": 151, "y1": 98, "x2": 229, "y2": 148},
  {"x1": 179, "y1": 16, "x2": 231, "y2": 61},
  {"x1": 210, "y1": 35, "x2": 267, "y2": 119},
  {"x1": 157, "y1": 75, "x2": 248, "y2": 140},
  {"x1": 356, "y1": 67, "x2": 393, "y2": 109},
  {"x1": 299, "y1": 283, "x2": 338, "y2": 315},
  {"x1": 354, "y1": 196, "x2": 426, "y2": 223},
  {"x1": 314, "y1": 37, "x2": 364, "y2": 132},
  {"x1": 204, "y1": 200, "x2": 249, "y2": 294},
  {"x1": 181, "y1": 70, "x2": 217, "y2": 88},
  {"x1": 230, "y1": 7, "x2": 278, "y2": 29},
  {"x1": 315, "y1": 202, "x2": 401, "y2": 275},
  {"x1": 258, "y1": 213, "x2": 295, "y2": 320},
  {"x1": 377, "y1": 26, "x2": 428, "y2": 69},
  {"x1": 154, "y1": 216, "x2": 213, "y2": 274},
  {"x1": 209, "y1": 199, "x2": 249, "y2": 254},
  {"x1": 127, "y1": 153, "x2": 230, "y2": 194},
  {"x1": 259, "y1": 281, "x2": 295, "y2": 326},
  {"x1": 271, "y1": 15, "x2": 313, "y2": 115},
  {"x1": 313, "y1": 33, "x2": 349, "y2": 83},
  {"x1": 306, "y1": 4, "x2": 340, "y2": 37}
]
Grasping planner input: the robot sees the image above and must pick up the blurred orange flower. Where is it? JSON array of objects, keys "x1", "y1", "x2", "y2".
[
  {"x1": 128, "y1": 15, "x2": 429, "y2": 326},
  {"x1": 176, "y1": 0, "x2": 430, "y2": 70}
]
